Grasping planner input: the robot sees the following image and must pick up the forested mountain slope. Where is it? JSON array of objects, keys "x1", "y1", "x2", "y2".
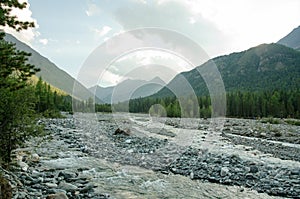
[{"x1": 154, "y1": 43, "x2": 300, "y2": 98}]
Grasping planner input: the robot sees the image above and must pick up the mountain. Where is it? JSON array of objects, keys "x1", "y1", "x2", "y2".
[
  {"x1": 89, "y1": 85, "x2": 114, "y2": 103},
  {"x1": 277, "y1": 26, "x2": 300, "y2": 50},
  {"x1": 90, "y1": 77, "x2": 165, "y2": 103},
  {"x1": 4, "y1": 33, "x2": 95, "y2": 101},
  {"x1": 153, "y1": 43, "x2": 300, "y2": 98}
]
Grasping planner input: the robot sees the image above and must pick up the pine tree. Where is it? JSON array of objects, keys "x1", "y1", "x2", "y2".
[{"x1": 0, "y1": 0, "x2": 39, "y2": 165}]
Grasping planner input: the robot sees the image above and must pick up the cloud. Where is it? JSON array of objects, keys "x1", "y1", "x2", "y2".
[
  {"x1": 98, "y1": 70, "x2": 123, "y2": 87},
  {"x1": 39, "y1": 38, "x2": 48, "y2": 45},
  {"x1": 112, "y1": 0, "x2": 229, "y2": 57},
  {"x1": 4, "y1": 0, "x2": 39, "y2": 45},
  {"x1": 86, "y1": 2, "x2": 101, "y2": 16},
  {"x1": 170, "y1": 0, "x2": 300, "y2": 53},
  {"x1": 102, "y1": 49, "x2": 193, "y2": 86},
  {"x1": 93, "y1": 26, "x2": 112, "y2": 37},
  {"x1": 112, "y1": 0, "x2": 300, "y2": 57}
]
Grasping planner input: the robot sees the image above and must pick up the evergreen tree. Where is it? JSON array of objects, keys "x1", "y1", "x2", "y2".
[
  {"x1": 0, "y1": 0, "x2": 34, "y2": 31},
  {"x1": 0, "y1": 0, "x2": 39, "y2": 165}
]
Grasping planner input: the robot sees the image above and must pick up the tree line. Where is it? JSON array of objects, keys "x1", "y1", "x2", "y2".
[
  {"x1": 34, "y1": 77, "x2": 72, "y2": 117},
  {"x1": 227, "y1": 90, "x2": 300, "y2": 118},
  {"x1": 127, "y1": 90, "x2": 300, "y2": 119}
]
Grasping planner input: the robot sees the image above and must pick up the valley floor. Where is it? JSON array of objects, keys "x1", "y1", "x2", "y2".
[{"x1": 6, "y1": 113, "x2": 300, "y2": 198}]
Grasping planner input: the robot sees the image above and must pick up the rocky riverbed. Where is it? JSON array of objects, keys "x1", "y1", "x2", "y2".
[{"x1": 2, "y1": 113, "x2": 300, "y2": 198}]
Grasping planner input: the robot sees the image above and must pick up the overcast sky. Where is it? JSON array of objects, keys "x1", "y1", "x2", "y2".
[{"x1": 5, "y1": 0, "x2": 300, "y2": 87}]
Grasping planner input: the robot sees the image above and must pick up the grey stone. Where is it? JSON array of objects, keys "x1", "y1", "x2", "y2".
[
  {"x1": 46, "y1": 192, "x2": 69, "y2": 199},
  {"x1": 58, "y1": 170, "x2": 77, "y2": 179},
  {"x1": 44, "y1": 178, "x2": 55, "y2": 183},
  {"x1": 31, "y1": 184, "x2": 44, "y2": 189},
  {"x1": 31, "y1": 170, "x2": 42, "y2": 178},
  {"x1": 245, "y1": 173, "x2": 257, "y2": 180},
  {"x1": 80, "y1": 183, "x2": 95, "y2": 193},
  {"x1": 18, "y1": 161, "x2": 29, "y2": 171},
  {"x1": 125, "y1": 139, "x2": 132, "y2": 143},
  {"x1": 291, "y1": 169, "x2": 300, "y2": 175},
  {"x1": 30, "y1": 153, "x2": 40, "y2": 163},
  {"x1": 249, "y1": 165, "x2": 259, "y2": 173},
  {"x1": 45, "y1": 182, "x2": 58, "y2": 188},
  {"x1": 46, "y1": 189, "x2": 67, "y2": 194},
  {"x1": 77, "y1": 173, "x2": 92, "y2": 180},
  {"x1": 59, "y1": 181, "x2": 78, "y2": 192},
  {"x1": 16, "y1": 191, "x2": 28, "y2": 199},
  {"x1": 27, "y1": 187, "x2": 38, "y2": 192},
  {"x1": 220, "y1": 167, "x2": 230, "y2": 177},
  {"x1": 28, "y1": 190, "x2": 42, "y2": 196},
  {"x1": 127, "y1": 149, "x2": 134, "y2": 153}
]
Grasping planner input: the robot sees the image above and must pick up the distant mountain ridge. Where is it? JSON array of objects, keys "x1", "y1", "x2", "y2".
[
  {"x1": 90, "y1": 77, "x2": 165, "y2": 103},
  {"x1": 152, "y1": 43, "x2": 300, "y2": 98},
  {"x1": 4, "y1": 33, "x2": 95, "y2": 101},
  {"x1": 278, "y1": 26, "x2": 300, "y2": 50}
]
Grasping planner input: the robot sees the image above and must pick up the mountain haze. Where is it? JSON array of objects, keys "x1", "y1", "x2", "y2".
[
  {"x1": 4, "y1": 33, "x2": 94, "y2": 100},
  {"x1": 90, "y1": 77, "x2": 165, "y2": 103}
]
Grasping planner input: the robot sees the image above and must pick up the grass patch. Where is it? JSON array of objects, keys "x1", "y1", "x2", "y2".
[
  {"x1": 42, "y1": 109, "x2": 65, "y2": 118},
  {"x1": 285, "y1": 119, "x2": 300, "y2": 126},
  {"x1": 260, "y1": 117, "x2": 282, "y2": 124}
]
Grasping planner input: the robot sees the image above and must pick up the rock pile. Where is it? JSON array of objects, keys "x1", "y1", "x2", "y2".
[
  {"x1": 112, "y1": 133, "x2": 168, "y2": 154},
  {"x1": 167, "y1": 147, "x2": 300, "y2": 198},
  {"x1": 11, "y1": 167, "x2": 109, "y2": 198},
  {"x1": 1, "y1": 118, "x2": 110, "y2": 199}
]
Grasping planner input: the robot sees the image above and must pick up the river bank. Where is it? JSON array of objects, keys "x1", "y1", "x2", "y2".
[{"x1": 2, "y1": 113, "x2": 299, "y2": 198}]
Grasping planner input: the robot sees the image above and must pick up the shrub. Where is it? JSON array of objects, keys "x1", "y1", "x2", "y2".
[
  {"x1": 261, "y1": 117, "x2": 281, "y2": 124},
  {"x1": 42, "y1": 109, "x2": 64, "y2": 118},
  {"x1": 285, "y1": 119, "x2": 300, "y2": 126}
]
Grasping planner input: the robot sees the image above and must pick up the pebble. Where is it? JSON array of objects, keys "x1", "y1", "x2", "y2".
[
  {"x1": 80, "y1": 183, "x2": 95, "y2": 193},
  {"x1": 18, "y1": 161, "x2": 29, "y2": 171},
  {"x1": 46, "y1": 192, "x2": 68, "y2": 199},
  {"x1": 250, "y1": 165, "x2": 259, "y2": 173},
  {"x1": 58, "y1": 181, "x2": 78, "y2": 192},
  {"x1": 30, "y1": 153, "x2": 40, "y2": 163},
  {"x1": 220, "y1": 167, "x2": 230, "y2": 177},
  {"x1": 45, "y1": 182, "x2": 58, "y2": 188},
  {"x1": 58, "y1": 170, "x2": 77, "y2": 180}
]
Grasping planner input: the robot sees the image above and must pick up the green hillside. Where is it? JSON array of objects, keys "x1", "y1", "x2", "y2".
[{"x1": 154, "y1": 43, "x2": 300, "y2": 98}]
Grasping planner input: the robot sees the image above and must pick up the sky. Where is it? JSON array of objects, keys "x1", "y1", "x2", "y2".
[{"x1": 5, "y1": 0, "x2": 300, "y2": 87}]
